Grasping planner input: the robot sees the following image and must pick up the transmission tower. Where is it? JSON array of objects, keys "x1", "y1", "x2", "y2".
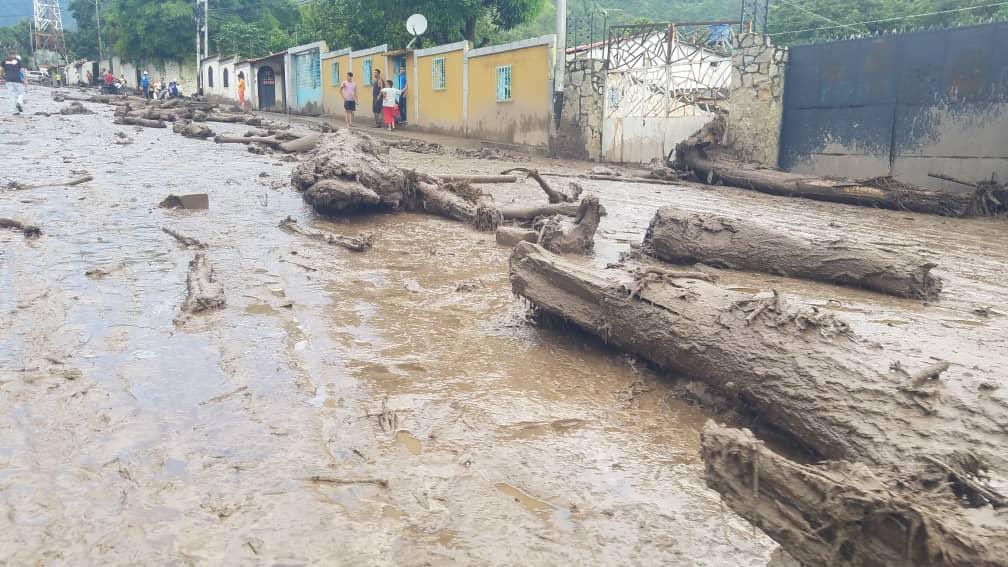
[{"x1": 33, "y1": 0, "x2": 68, "y2": 56}]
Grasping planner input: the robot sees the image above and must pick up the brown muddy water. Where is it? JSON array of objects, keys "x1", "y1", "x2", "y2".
[
  {"x1": 3, "y1": 88, "x2": 1007, "y2": 564},
  {"x1": 1, "y1": 89, "x2": 774, "y2": 564}
]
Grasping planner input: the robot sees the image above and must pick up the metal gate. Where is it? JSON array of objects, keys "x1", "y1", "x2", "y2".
[
  {"x1": 602, "y1": 22, "x2": 735, "y2": 163},
  {"x1": 257, "y1": 66, "x2": 276, "y2": 110},
  {"x1": 779, "y1": 22, "x2": 1008, "y2": 193}
]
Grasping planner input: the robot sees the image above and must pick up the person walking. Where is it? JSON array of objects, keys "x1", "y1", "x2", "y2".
[
  {"x1": 339, "y1": 71, "x2": 357, "y2": 127},
  {"x1": 237, "y1": 71, "x2": 247, "y2": 111},
  {"x1": 371, "y1": 69, "x2": 383, "y2": 127},
  {"x1": 2, "y1": 51, "x2": 26, "y2": 115},
  {"x1": 140, "y1": 71, "x2": 151, "y2": 99},
  {"x1": 380, "y1": 79, "x2": 405, "y2": 131}
]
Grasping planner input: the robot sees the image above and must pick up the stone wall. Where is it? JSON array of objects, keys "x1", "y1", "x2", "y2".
[
  {"x1": 726, "y1": 34, "x2": 787, "y2": 165},
  {"x1": 553, "y1": 58, "x2": 605, "y2": 161}
]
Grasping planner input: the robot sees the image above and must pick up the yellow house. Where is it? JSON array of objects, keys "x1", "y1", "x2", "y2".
[
  {"x1": 350, "y1": 44, "x2": 389, "y2": 113},
  {"x1": 321, "y1": 48, "x2": 351, "y2": 115},
  {"x1": 412, "y1": 40, "x2": 468, "y2": 135},
  {"x1": 465, "y1": 35, "x2": 556, "y2": 148}
]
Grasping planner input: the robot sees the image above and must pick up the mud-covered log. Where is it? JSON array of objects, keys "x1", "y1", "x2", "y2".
[
  {"x1": 499, "y1": 203, "x2": 585, "y2": 220},
  {"x1": 538, "y1": 195, "x2": 602, "y2": 254},
  {"x1": 279, "y1": 216, "x2": 373, "y2": 252},
  {"x1": 701, "y1": 422, "x2": 1008, "y2": 567},
  {"x1": 502, "y1": 167, "x2": 581, "y2": 203},
  {"x1": 215, "y1": 135, "x2": 282, "y2": 147},
  {"x1": 114, "y1": 116, "x2": 166, "y2": 128},
  {"x1": 643, "y1": 207, "x2": 943, "y2": 300},
  {"x1": 680, "y1": 147, "x2": 1007, "y2": 218},
  {"x1": 59, "y1": 101, "x2": 93, "y2": 115},
  {"x1": 496, "y1": 226, "x2": 539, "y2": 246},
  {"x1": 436, "y1": 175, "x2": 518, "y2": 184},
  {"x1": 0, "y1": 218, "x2": 42, "y2": 238},
  {"x1": 9, "y1": 174, "x2": 94, "y2": 191},
  {"x1": 176, "y1": 253, "x2": 224, "y2": 322},
  {"x1": 509, "y1": 242, "x2": 1008, "y2": 471},
  {"x1": 172, "y1": 119, "x2": 214, "y2": 139}
]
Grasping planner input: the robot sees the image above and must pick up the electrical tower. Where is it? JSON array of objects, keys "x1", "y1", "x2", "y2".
[{"x1": 33, "y1": 0, "x2": 68, "y2": 56}]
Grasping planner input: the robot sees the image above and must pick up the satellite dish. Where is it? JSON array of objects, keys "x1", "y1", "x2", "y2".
[{"x1": 406, "y1": 14, "x2": 428, "y2": 36}]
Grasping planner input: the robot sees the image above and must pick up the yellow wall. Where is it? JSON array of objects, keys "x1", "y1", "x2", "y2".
[
  {"x1": 466, "y1": 43, "x2": 553, "y2": 148},
  {"x1": 321, "y1": 53, "x2": 351, "y2": 114},
  {"x1": 415, "y1": 48, "x2": 466, "y2": 135}
]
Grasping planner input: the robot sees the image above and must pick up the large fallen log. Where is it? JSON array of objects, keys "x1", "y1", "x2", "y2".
[
  {"x1": 701, "y1": 422, "x2": 1008, "y2": 567},
  {"x1": 678, "y1": 146, "x2": 1008, "y2": 218},
  {"x1": 509, "y1": 242, "x2": 1008, "y2": 471},
  {"x1": 643, "y1": 207, "x2": 943, "y2": 300},
  {"x1": 291, "y1": 131, "x2": 601, "y2": 251},
  {"x1": 214, "y1": 133, "x2": 320, "y2": 153},
  {"x1": 172, "y1": 119, "x2": 214, "y2": 139}
]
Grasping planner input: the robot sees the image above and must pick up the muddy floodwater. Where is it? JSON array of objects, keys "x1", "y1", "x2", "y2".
[{"x1": 3, "y1": 89, "x2": 1007, "y2": 564}]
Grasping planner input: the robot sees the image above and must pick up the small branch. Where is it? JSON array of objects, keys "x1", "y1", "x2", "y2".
[
  {"x1": 279, "y1": 216, "x2": 372, "y2": 252},
  {"x1": 502, "y1": 167, "x2": 573, "y2": 203},
  {"x1": 436, "y1": 175, "x2": 517, "y2": 184},
  {"x1": 306, "y1": 476, "x2": 389, "y2": 488},
  {"x1": 162, "y1": 226, "x2": 208, "y2": 249},
  {"x1": 8, "y1": 175, "x2": 94, "y2": 191}
]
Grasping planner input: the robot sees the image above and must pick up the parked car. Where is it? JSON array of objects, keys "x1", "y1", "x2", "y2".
[{"x1": 26, "y1": 70, "x2": 47, "y2": 84}]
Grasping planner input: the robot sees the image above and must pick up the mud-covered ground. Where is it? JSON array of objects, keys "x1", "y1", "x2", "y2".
[{"x1": 2, "y1": 87, "x2": 1006, "y2": 564}]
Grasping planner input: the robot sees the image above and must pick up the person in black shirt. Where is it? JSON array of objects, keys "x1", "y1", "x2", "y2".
[{"x1": 2, "y1": 51, "x2": 26, "y2": 115}]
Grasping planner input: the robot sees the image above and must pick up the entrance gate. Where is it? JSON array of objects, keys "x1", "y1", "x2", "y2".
[{"x1": 258, "y1": 66, "x2": 276, "y2": 110}]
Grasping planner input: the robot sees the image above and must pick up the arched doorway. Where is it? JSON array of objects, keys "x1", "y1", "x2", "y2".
[{"x1": 257, "y1": 66, "x2": 276, "y2": 110}]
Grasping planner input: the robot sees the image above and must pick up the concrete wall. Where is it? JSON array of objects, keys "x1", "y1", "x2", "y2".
[
  {"x1": 725, "y1": 33, "x2": 787, "y2": 165},
  {"x1": 414, "y1": 41, "x2": 468, "y2": 136},
  {"x1": 106, "y1": 56, "x2": 198, "y2": 95},
  {"x1": 466, "y1": 36, "x2": 555, "y2": 148},
  {"x1": 201, "y1": 55, "x2": 239, "y2": 101},
  {"x1": 554, "y1": 58, "x2": 604, "y2": 160},
  {"x1": 321, "y1": 49, "x2": 351, "y2": 115}
]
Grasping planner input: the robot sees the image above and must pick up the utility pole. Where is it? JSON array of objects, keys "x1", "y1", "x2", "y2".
[
  {"x1": 203, "y1": 0, "x2": 208, "y2": 60},
  {"x1": 194, "y1": 0, "x2": 201, "y2": 92},
  {"x1": 553, "y1": 0, "x2": 566, "y2": 123},
  {"x1": 94, "y1": 0, "x2": 102, "y2": 61}
]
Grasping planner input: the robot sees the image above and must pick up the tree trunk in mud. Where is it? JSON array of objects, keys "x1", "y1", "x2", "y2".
[
  {"x1": 0, "y1": 218, "x2": 42, "y2": 238},
  {"x1": 701, "y1": 422, "x2": 1008, "y2": 567},
  {"x1": 643, "y1": 208, "x2": 943, "y2": 300},
  {"x1": 114, "y1": 116, "x2": 165, "y2": 128},
  {"x1": 679, "y1": 147, "x2": 1007, "y2": 218},
  {"x1": 508, "y1": 242, "x2": 1008, "y2": 472},
  {"x1": 538, "y1": 196, "x2": 602, "y2": 254},
  {"x1": 291, "y1": 131, "x2": 601, "y2": 248},
  {"x1": 176, "y1": 253, "x2": 225, "y2": 323},
  {"x1": 172, "y1": 120, "x2": 214, "y2": 139}
]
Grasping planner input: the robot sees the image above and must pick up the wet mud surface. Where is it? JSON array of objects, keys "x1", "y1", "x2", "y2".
[
  {"x1": 1, "y1": 89, "x2": 773, "y2": 564},
  {"x1": 3, "y1": 87, "x2": 1007, "y2": 564}
]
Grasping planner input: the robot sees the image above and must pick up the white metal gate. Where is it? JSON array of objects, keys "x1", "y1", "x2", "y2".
[{"x1": 602, "y1": 23, "x2": 734, "y2": 164}]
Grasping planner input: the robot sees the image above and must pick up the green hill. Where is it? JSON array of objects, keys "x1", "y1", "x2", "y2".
[{"x1": 490, "y1": 0, "x2": 742, "y2": 44}]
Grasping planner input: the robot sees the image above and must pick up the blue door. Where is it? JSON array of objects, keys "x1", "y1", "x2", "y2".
[{"x1": 294, "y1": 49, "x2": 322, "y2": 113}]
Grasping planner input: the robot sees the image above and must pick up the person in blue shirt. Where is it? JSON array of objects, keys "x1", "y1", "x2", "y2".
[{"x1": 140, "y1": 71, "x2": 151, "y2": 99}]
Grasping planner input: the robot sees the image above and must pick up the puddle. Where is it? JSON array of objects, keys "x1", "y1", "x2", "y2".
[{"x1": 394, "y1": 430, "x2": 422, "y2": 455}]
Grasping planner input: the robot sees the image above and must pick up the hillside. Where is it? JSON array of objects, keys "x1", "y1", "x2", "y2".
[{"x1": 491, "y1": 0, "x2": 741, "y2": 44}]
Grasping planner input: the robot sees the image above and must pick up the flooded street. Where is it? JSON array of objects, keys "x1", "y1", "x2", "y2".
[
  {"x1": 1, "y1": 89, "x2": 774, "y2": 564},
  {"x1": 3, "y1": 87, "x2": 1007, "y2": 564}
]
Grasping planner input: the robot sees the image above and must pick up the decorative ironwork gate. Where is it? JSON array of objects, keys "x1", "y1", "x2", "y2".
[{"x1": 601, "y1": 22, "x2": 737, "y2": 163}]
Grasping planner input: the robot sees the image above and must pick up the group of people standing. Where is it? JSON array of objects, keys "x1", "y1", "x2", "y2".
[
  {"x1": 96, "y1": 69, "x2": 180, "y2": 99},
  {"x1": 338, "y1": 68, "x2": 406, "y2": 131}
]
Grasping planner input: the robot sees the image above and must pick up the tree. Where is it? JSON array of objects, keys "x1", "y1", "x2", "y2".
[
  {"x1": 0, "y1": 19, "x2": 34, "y2": 57},
  {"x1": 104, "y1": 0, "x2": 193, "y2": 61},
  {"x1": 66, "y1": 0, "x2": 105, "y2": 59}
]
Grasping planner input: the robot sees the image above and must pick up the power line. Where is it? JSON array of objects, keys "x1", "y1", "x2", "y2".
[
  {"x1": 770, "y1": 0, "x2": 1008, "y2": 36},
  {"x1": 773, "y1": 0, "x2": 864, "y2": 33}
]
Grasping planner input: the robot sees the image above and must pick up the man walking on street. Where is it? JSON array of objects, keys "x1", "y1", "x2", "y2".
[
  {"x1": 3, "y1": 51, "x2": 26, "y2": 115},
  {"x1": 339, "y1": 71, "x2": 357, "y2": 127}
]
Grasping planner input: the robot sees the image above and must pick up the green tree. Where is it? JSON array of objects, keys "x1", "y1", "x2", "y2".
[
  {"x1": 66, "y1": 0, "x2": 105, "y2": 59},
  {"x1": 104, "y1": 0, "x2": 193, "y2": 61},
  {"x1": 0, "y1": 19, "x2": 34, "y2": 56}
]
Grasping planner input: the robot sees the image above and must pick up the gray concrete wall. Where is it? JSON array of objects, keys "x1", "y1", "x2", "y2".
[
  {"x1": 725, "y1": 33, "x2": 788, "y2": 165},
  {"x1": 553, "y1": 58, "x2": 605, "y2": 161}
]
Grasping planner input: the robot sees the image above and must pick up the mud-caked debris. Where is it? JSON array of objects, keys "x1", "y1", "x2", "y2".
[
  {"x1": 0, "y1": 217, "x2": 42, "y2": 238},
  {"x1": 160, "y1": 193, "x2": 209, "y2": 210},
  {"x1": 177, "y1": 252, "x2": 225, "y2": 321},
  {"x1": 59, "y1": 102, "x2": 93, "y2": 115},
  {"x1": 172, "y1": 119, "x2": 215, "y2": 139}
]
